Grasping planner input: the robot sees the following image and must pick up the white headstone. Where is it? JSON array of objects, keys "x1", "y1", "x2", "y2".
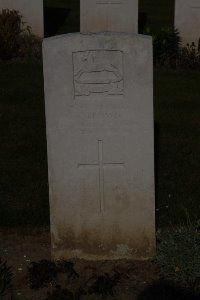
[
  {"x1": 81, "y1": 0, "x2": 138, "y2": 33},
  {"x1": 0, "y1": 0, "x2": 43, "y2": 37},
  {"x1": 175, "y1": 0, "x2": 200, "y2": 45},
  {"x1": 43, "y1": 33, "x2": 155, "y2": 260}
]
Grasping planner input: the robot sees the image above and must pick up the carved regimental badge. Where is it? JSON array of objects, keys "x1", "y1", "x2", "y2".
[{"x1": 73, "y1": 50, "x2": 124, "y2": 97}]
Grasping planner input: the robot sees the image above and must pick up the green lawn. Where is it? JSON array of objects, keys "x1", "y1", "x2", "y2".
[
  {"x1": 0, "y1": 63, "x2": 49, "y2": 227},
  {"x1": 154, "y1": 70, "x2": 200, "y2": 227},
  {"x1": 0, "y1": 63, "x2": 199, "y2": 228}
]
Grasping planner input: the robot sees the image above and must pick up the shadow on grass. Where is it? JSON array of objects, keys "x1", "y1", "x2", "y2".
[
  {"x1": 137, "y1": 280, "x2": 199, "y2": 300},
  {"x1": 44, "y1": 7, "x2": 70, "y2": 37}
]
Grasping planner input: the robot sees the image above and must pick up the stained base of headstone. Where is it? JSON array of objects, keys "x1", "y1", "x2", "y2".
[
  {"x1": 51, "y1": 230, "x2": 155, "y2": 260},
  {"x1": 43, "y1": 33, "x2": 155, "y2": 260}
]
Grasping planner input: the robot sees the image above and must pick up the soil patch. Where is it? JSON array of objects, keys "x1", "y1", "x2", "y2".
[{"x1": 0, "y1": 228, "x2": 159, "y2": 299}]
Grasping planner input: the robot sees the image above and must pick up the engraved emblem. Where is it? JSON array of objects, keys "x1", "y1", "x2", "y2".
[{"x1": 73, "y1": 50, "x2": 124, "y2": 97}]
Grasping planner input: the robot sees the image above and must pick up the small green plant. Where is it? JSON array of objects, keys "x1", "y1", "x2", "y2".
[
  {"x1": 0, "y1": 259, "x2": 13, "y2": 298},
  {"x1": 155, "y1": 222, "x2": 200, "y2": 290},
  {"x1": 153, "y1": 27, "x2": 181, "y2": 66},
  {"x1": 178, "y1": 40, "x2": 200, "y2": 69}
]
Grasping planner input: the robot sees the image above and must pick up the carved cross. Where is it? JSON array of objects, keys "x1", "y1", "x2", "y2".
[{"x1": 78, "y1": 140, "x2": 124, "y2": 212}]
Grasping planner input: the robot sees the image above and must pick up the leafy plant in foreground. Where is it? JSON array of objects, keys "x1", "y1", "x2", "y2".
[
  {"x1": 0, "y1": 259, "x2": 13, "y2": 298},
  {"x1": 27, "y1": 259, "x2": 79, "y2": 289},
  {"x1": 84, "y1": 271, "x2": 121, "y2": 298},
  {"x1": 46, "y1": 286, "x2": 74, "y2": 300},
  {"x1": 28, "y1": 259, "x2": 57, "y2": 288}
]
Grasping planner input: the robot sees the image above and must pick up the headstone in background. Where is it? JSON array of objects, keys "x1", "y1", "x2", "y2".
[
  {"x1": 0, "y1": 0, "x2": 44, "y2": 37},
  {"x1": 80, "y1": 0, "x2": 138, "y2": 33},
  {"x1": 43, "y1": 32, "x2": 155, "y2": 260},
  {"x1": 175, "y1": 0, "x2": 200, "y2": 45}
]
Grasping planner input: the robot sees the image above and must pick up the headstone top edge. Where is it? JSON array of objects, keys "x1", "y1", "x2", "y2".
[{"x1": 43, "y1": 32, "x2": 152, "y2": 44}]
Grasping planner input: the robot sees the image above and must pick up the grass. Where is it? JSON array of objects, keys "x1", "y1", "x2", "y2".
[
  {"x1": 154, "y1": 70, "x2": 200, "y2": 227},
  {"x1": 0, "y1": 63, "x2": 199, "y2": 228},
  {"x1": 155, "y1": 223, "x2": 200, "y2": 287},
  {"x1": 0, "y1": 63, "x2": 49, "y2": 227}
]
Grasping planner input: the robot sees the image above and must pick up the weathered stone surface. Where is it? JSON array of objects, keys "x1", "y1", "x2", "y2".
[
  {"x1": 80, "y1": 0, "x2": 138, "y2": 33},
  {"x1": 43, "y1": 33, "x2": 155, "y2": 260},
  {"x1": 0, "y1": 0, "x2": 43, "y2": 37},
  {"x1": 175, "y1": 0, "x2": 200, "y2": 45}
]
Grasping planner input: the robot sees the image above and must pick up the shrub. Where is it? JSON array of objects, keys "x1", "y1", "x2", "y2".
[
  {"x1": 155, "y1": 223, "x2": 200, "y2": 290},
  {"x1": 178, "y1": 40, "x2": 200, "y2": 69},
  {"x1": 153, "y1": 27, "x2": 181, "y2": 66},
  {"x1": 0, "y1": 259, "x2": 13, "y2": 298},
  {"x1": 0, "y1": 9, "x2": 23, "y2": 60},
  {"x1": 0, "y1": 9, "x2": 42, "y2": 62},
  {"x1": 18, "y1": 34, "x2": 42, "y2": 62},
  {"x1": 143, "y1": 26, "x2": 200, "y2": 69}
]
